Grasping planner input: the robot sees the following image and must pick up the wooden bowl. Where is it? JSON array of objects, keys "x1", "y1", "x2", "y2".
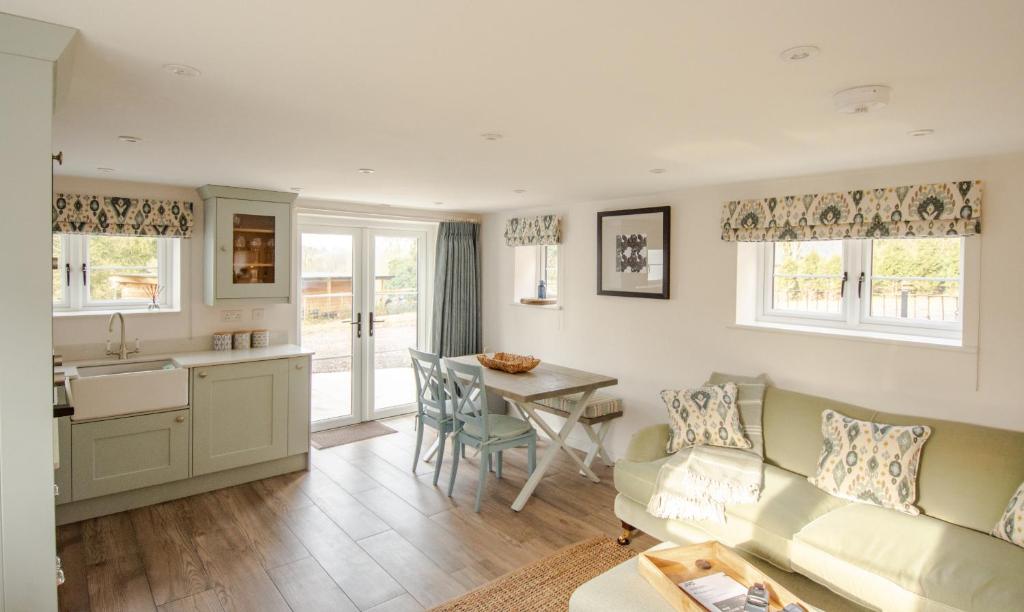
[{"x1": 476, "y1": 352, "x2": 541, "y2": 374}]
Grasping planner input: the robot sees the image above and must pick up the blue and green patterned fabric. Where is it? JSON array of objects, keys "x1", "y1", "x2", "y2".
[
  {"x1": 809, "y1": 409, "x2": 930, "y2": 516},
  {"x1": 993, "y1": 481, "x2": 1024, "y2": 548},
  {"x1": 661, "y1": 382, "x2": 752, "y2": 454}
]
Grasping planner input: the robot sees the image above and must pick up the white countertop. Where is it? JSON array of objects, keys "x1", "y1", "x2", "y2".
[
  {"x1": 62, "y1": 344, "x2": 313, "y2": 374},
  {"x1": 170, "y1": 344, "x2": 313, "y2": 368}
]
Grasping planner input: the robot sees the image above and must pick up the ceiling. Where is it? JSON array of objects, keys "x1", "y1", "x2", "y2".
[{"x1": 5, "y1": 1, "x2": 1024, "y2": 212}]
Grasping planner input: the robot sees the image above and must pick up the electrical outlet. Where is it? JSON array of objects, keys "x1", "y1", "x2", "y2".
[
  {"x1": 251, "y1": 308, "x2": 264, "y2": 321},
  {"x1": 222, "y1": 309, "x2": 242, "y2": 322}
]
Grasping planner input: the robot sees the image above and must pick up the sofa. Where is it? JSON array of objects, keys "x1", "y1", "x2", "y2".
[{"x1": 613, "y1": 385, "x2": 1024, "y2": 611}]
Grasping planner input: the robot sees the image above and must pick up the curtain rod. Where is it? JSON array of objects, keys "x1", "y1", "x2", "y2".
[{"x1": 296, "y1": 205, "x2": 478, "y2": 224}]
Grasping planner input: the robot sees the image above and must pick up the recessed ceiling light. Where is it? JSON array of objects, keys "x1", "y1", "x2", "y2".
[
  {"x1": 907, "y1": 129, "x2": 935, "y2": 137},
  {"x1": 649, "y1": 168, "x2": 668, "y2": 174},
  {"x1": 433, "y1": 201, "x2": 444, "y2": 206},
  {"x1": 356, "y1": 168, "x2": 376, "y2": 174},
  {"x1": 96, "y1": 167, "x2": 115, "y2": 173},
  {"x1": 162, "y1": 63, "x2": 201, "y2": 78},
  {"x1": 481, "y1": 133, "x2": 504, "y2": 141},
  {"x1": 513, "y1": 189, "x2": 527, "y2": 194},
  {"x1": 833, "y1": 85, "x2": 891, "y2": 114},
  {"x1": 779, "y1": 45, "x2": 820, "y2": 62},
  {"x1": 117, "y1": 135, "x2": 142, "y2": 143}
]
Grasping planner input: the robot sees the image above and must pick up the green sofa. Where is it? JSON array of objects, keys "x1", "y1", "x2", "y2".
[{"x1": 614, "y1": 386, "x2": 1024, "y2": 611}]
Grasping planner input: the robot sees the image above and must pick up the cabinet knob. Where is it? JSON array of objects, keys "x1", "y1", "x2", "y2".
[
  {"x1": 175, "y1": 415, "x2": 186, "y2": 423},
  {"x1": 197, "y1": 371, "x2": 208, "y2": 378},
  {"x1": 295, "y1": 363, "x2": 304, "y2": 370},
  {"x1": 220, "y1": 246, "x2": 228, "y2": 252}
]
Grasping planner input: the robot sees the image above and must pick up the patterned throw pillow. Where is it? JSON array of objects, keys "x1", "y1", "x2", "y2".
[
  {"x1": 992, "y1": 481, "x2": 1024, "y2": 548},
  {"x1": 661, "y1": 383, "x2": 752, "y2": 454},
  {"x1": 809, "y1": 410, "x2": 931, "y2": 516}
]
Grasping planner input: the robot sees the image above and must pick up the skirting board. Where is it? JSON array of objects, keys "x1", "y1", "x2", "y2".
[{"x1": 56, "y1": 453, "x2": 309, "y2": 526}]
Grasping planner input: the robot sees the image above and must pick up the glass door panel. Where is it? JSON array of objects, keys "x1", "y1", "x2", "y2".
[
  {"x1": 369, "y1": 233, "x2": 421, "y2": 416},
  {"x1": 232, "y1": 213, "x2": 277, "y2": 284},
  {"x1": 300, "y1": 230, "x2": 360, "y2": 431}
]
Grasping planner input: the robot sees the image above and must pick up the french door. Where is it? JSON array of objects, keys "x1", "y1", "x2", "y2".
[{"x1": 299, "y1": 220, "x2": 429, "y2": 432}]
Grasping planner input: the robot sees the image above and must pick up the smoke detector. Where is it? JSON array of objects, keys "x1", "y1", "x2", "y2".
[{"x1": 833, "y1": 85, "x2": 891, "y2": 114}]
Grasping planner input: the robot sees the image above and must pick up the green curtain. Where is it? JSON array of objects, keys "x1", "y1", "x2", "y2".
[{"x1": 432, "y1": 221, "x2": 482, "y2": 357}]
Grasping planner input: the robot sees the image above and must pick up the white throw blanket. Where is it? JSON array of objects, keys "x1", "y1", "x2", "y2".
[{"x1": 646, "y1": 445, "x2": 764, "y2": 523}]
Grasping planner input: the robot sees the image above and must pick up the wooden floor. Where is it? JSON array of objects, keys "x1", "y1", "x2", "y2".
[{"x1": 57, "y1": 414, "x2": 657, "y2": 612}]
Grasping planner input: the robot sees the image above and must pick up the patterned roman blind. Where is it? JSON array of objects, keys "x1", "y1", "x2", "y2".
[
  {"x1": 720, "y1": 181, "x2": 982, "y2": 242},
  {"x1": 52, "y1": 193, "x2": 195, "y2": 238},
  {"x1": 504, "y1": 215, "x2": 561, "y2": 246}
]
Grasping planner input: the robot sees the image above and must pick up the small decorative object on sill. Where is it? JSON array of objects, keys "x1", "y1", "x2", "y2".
[
  {"x1": 232, "y1": 330, "x2": 251, "y2": 350},
  {"x1": 538, "y1": 279, "x2": 547, "y2": 299},
  {"x1": 213, "y1": 332, "x2": 232, "y2": 351},
  {"x1": 144, "y1": 284, "x2": 164, "y2": 311},
  {"x1": 477, "y1": 352, "x2": 541, "y2": 374},
  {"x1": 520, "y1": 298, "x2": 557, "y2": 306},
  {"x1": 251, "y1": 329, "x2": 270, "y2": 348},
  {"x1": 597, "y1": 206, "x2": 671, "y2": 299}
]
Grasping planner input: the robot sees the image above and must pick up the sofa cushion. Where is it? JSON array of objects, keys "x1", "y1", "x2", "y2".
[
  {"x1": 662, "y1": 383, "x2": 752, "y2": 453},
  {"x1": 809, "y1": 409, "x2": 931, "y2": 516},
  {"x1": 461, "y1": 414, "x2": 532, "y2": 440},
  {"x1": 614, "y1": 459, "x2": 846, "y2": 569},
  {"x1": 992, "y1": 480, "x2": 1024, "y2": 547},
  {"x1": 793, "y1": 503, "x2": 1024, "y2": 610}
]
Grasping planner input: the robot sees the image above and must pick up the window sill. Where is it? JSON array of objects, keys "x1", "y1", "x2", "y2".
[
  {"x1": 730, "y1": 321, "x2": 974, "y2": 352},
  {"x1": 510, "y1": 302, "x2": 562, "y2": 311},
  {"x1": 53, "y1": 307, "x2": 181, "y2": 318}
]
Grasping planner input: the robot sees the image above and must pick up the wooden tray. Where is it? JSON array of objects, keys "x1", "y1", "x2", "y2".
[{"x1": 637, "y1": 541, "x2": 812, "y2": 611}]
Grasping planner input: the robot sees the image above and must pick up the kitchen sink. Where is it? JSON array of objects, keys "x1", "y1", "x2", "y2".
[{"x1": 68, "y1": 359, "x2": 189, "y2": 421}]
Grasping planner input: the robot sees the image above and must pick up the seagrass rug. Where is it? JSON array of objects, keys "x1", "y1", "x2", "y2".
[
  {"x1": 310, "y1": 421, "x2": 397, "y2": 449},
  {"x1": 429, "y1": 537, "x2": 636, "y2": 612}
]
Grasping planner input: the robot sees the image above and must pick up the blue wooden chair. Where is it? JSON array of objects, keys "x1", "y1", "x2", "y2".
[
  {"x1": 409, "y1": 348, "x2": 454, "y2": 486},
  {"x1": 443, "y1": 359, "x2": 536, "y2": 512}
]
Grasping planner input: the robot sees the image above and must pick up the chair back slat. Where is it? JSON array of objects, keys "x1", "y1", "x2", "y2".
[
  {"x1": 409, "y1": 348, "x2": 447, "y2": 420},
  {"x1": 443, "y1": 359, "x2": 490, "y2": 440}
]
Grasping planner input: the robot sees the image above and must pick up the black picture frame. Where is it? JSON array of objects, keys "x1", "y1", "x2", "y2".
[{"x1": 596, "y1": 205, "x2": 671, "y2": 299}]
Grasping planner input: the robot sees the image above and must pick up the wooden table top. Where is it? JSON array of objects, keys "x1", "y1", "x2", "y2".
[{"x1": 446, "y1": 355, "x2": 617, "y2": 403}]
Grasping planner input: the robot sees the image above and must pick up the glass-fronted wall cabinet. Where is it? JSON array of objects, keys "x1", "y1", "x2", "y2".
[{"x1": 199, "y1": 185, "x2": 298, "y2": 305}]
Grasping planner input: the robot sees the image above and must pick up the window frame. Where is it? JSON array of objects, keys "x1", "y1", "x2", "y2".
[
  {"x1": 536, "y1": 244, "x2": 559, "y2": 299},
  {"x1": 755, "y1": 237, "x2": 963, "y2": 341},
  {"x1": 53, "y1": 234, "x2": 179, "y2": 314}
]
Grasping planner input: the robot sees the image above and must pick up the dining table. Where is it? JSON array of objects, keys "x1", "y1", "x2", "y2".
[{"x1": 446, "y1": 355, "x2": 618, "y2": 511}]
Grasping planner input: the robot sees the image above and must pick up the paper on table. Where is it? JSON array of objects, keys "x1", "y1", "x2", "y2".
[{"x1": 679, "y1": 572, "x2": 748, "y2": 612}]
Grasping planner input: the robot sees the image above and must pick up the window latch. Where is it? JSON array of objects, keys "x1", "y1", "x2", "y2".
[
  {"x1": 857, "y1": 272, "x2": 866, "y2": 298},
  {"x1": 840, "y1": 271, "x2": 849, "y2": 296},
  {"x1": 65, "y1": 263, "x2": 70, "y2": 287},
  {"x1": 81, "y1": 263, "x2": 87, "y2": 286}
]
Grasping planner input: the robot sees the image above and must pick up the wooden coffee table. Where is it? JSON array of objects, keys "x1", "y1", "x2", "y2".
[{"x1": 570, "y1": 542, "x2": 835, "y2": 612}]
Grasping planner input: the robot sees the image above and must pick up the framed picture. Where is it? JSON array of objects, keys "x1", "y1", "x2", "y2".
[{"x1": 597, "y1": 206, "x2": 670, "y2": 299}]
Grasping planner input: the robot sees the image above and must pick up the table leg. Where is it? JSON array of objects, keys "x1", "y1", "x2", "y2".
[
  {"x1": 511, "y1": 390, "x2": 598, "y2": 512},
  {"x1": 580, "y1": 420, "x2": 614, "y2": 476}
]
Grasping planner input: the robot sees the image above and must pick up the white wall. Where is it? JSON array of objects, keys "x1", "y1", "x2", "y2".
[{"x1": 481, "y1": 152, "x2": 1024, "y2": 458}]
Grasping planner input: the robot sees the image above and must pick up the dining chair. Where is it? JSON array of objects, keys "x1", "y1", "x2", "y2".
[
  {"x1": 443, "y1": 359, "x2": 537, "y2": 512},
  {"x1": 409, "y1": 348, "x2": 454, "y2": 486}
]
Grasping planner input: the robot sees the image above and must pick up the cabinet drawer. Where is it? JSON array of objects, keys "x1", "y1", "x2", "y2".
[
  {"x1": 192, "y1": 360, "x2": 289, "y2": 475},
  {"x1": 72, "y1": 409, "x2": 190, "y2": 501}
]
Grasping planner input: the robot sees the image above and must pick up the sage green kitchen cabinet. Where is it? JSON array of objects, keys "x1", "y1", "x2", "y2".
[
  {"x1": 71, "y1": 409, "x2": 190, "y2": 501},
  {"x1": 198, "y1": 185, "x2": 297, "y2": 306},
  {"x1": 54, "y1": 416, "x2": 72, "y2": 505},
  {"x1": 288, "y1": 355, "x2": 311, "y2": 455},
  {"x1": 192, "y1": 360, "x2": 290, "y2": 475}
]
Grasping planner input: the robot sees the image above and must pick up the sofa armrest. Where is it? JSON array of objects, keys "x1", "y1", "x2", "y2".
[{"x1": 624, "y1": 424, "x2": 671, "y2": 462}]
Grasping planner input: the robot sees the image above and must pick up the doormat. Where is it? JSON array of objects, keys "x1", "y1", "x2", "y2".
[{"x1": 311, "y1": 421, "x2": 398, "y2": 450}]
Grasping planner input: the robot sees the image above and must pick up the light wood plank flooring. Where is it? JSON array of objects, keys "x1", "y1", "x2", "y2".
[{"x1": 58, "y1": 414, "x2": 657, "y2": 612}]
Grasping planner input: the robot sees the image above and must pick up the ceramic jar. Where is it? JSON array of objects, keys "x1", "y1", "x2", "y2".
[
  {"x1": 232, "y1": 331, "x2": 252, "y2": 350},
  {"x1": 251, "y1": 329, "x2": 270, "y2": 348},
  {"x1": 212, "y1": 332, "x2": 232, "y2": 351}
]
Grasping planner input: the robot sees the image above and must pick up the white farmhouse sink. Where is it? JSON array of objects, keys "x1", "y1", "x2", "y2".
[{"x1": 68, "y1": 359, "x2": 189, "y2": 421}]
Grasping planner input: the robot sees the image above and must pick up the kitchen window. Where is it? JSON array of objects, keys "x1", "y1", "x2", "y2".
[
  {"x1": 53, "y1": 234, "x2": 179, "y2": 313},
  {"x1": 756, "y1": 237, "x2": 963, "y2": 341}
]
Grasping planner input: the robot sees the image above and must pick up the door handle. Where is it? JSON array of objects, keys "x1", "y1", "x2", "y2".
[
  {"x1": 369, "y1": 312, "x2": 385, "y2": 337},
  {"x1": 348, "y1": 312, "x2": 362, "y2": 338}
]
